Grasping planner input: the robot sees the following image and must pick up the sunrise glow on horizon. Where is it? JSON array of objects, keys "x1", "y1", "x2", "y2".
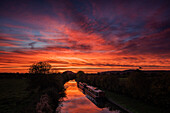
[{"x1": 0, "y1": 0, "x2": 170, "y2": 73}]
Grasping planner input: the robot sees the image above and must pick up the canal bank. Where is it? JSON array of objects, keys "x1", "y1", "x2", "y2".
[
  {"x1": 106, "y1": 97, "x2": 132, "y2": 113},
  {"x1": 105, "y1": 91, "x2": 169, "y2": 113}
]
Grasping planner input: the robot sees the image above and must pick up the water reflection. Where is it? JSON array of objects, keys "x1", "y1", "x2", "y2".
[{"x1": 56, "y1": 80, "x2": 127, "y2": 113}]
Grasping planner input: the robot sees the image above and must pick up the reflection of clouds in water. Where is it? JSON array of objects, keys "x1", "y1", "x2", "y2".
[
  {"x1": 64, "y1": 97, "x2": 85, "y2": 103},
  {"x1": 67, "y1": 97, "x2": 91, "y2": 105},
  {"x1": 64, "y1": 90, "x2": 84, "y2": 100},
  {"x1": 57, "y1": 80, "x2": 122, "y2": 113}
]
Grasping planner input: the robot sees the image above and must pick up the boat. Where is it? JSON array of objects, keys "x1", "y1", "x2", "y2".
[
  {"x1": 78, "y1": 82, "x2": 87, "y2": 90},
  {"x1": 85, "y1": 85, "x2": 105, "y2": 100},
  {"x1": 78, "y1": 82, "x2": 105, "y2": 100}
]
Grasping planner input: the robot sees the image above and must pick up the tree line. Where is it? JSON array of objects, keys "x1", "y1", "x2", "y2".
[{"x1": 76, "y1": 70, "x2": 170, "y2": 108}]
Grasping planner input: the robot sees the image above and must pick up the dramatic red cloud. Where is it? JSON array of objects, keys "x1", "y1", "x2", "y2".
[{"x1": 0, "y1": 0, "x2": 170, "y2": 73}]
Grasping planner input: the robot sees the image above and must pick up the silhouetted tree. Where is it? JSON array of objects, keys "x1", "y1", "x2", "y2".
[
  {"x1": 76, "y1": 71, "x2": 85, "y2": 82},
  {"x1": 29, "y1": 61, "x2": 51, "y2": 74}
]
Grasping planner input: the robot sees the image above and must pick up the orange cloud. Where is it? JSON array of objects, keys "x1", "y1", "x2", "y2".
[{"x1": 0, "y1": 0, "x2": 170, "y2": 73}]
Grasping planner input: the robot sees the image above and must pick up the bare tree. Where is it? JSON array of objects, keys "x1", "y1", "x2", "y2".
[{"x1": 29, "y1": 61, "x2": 51, "y2": 74}]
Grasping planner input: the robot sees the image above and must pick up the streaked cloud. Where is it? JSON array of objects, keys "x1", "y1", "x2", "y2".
[{"x1": 0, "y1": 0, "x2": 170, "y2": 73}]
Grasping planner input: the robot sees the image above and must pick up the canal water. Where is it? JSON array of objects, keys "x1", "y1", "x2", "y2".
[{"x1": 56, "y1": 80, "x2": 127, "y2": 113}]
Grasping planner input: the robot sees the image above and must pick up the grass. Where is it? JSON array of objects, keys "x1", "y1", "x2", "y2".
[
  {"x1": 105, "y1": 91, "x2": 169, "y2": 113},
  {"x1": 0, "y1": 79, "x2": 35, "y2": 113}
]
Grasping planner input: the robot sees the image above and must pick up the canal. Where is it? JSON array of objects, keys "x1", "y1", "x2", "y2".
[{"x1": 56, "y1": 80, "x2": 128, "y2": 113}]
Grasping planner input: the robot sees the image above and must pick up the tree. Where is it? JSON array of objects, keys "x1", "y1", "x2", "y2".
[
  {"x1": 29, "y1": 61, "x2": 51, "y2": 74},
  {"x1": 76, "y1": 71, "x2": 85, "y2": 82}
]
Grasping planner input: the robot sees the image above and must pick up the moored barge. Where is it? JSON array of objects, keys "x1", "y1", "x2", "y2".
[{"x1": 78, "y1": 82, "x2": 105, "y2": 100}]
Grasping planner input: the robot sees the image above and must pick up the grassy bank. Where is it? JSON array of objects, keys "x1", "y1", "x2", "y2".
[
  {"x1": 0, "y1": 73, "x2": 76, "y2": 113},
  {"x1": 0, "y1": 79, "x2": 35, "y2": 113},
  {"x1": 105, "y1": 91, "x2": 169, "y2": 113}
]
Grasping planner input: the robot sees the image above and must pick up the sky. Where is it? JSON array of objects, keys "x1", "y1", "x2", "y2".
[{"x1": 0, "y1": 0, "x2": 170, "y2": 73}]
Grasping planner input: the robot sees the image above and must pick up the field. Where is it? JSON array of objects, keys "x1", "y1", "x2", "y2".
[
  {"x1": 106, "y1": 91, "x2": 169, "y2": 113},
  {"x1": 0, "y1": 73, "x2": 76, "y2": 113},
  {"x1": 0, "y1": 79, "x2": 34, "y2": 113}
]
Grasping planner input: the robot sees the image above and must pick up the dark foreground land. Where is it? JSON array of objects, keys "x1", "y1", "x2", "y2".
[
  {"x1": 0, "y1": 70, "x2": 170, "y2": 113},
  {"x1": 0, "y1": 72, "x2": 76, "y2": 113},
  {"x1": 0, "y1": 79, "x2": 30, "y2": 113}
]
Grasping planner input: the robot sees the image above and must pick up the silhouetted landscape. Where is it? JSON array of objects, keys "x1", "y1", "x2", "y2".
[
  {"x1": 0, "y1": 62, "x2": 169, "y2": 113},
  {"x1": 0, "y1": 70, "x2": 76, "y2": 112}
]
